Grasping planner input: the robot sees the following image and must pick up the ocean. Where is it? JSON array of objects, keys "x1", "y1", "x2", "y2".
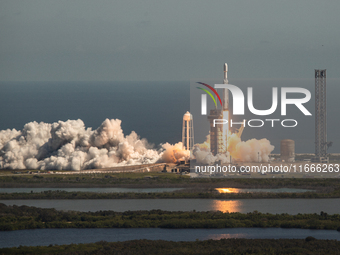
[
  {"x1": 0, "y1": 80, "x2": 339, "y2": 153},
  {"x1": 0, "y1": 81, "x2": 189, "y2": 147}
]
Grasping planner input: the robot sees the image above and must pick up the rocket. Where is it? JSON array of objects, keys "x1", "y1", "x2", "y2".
[{"x1": 223, "y1": 63, "x2": 229, "y2": 110}]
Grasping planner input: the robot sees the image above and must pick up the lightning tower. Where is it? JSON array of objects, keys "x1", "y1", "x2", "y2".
[{"x1": 314, "y1": 69, "x2": 328, "y2": 163}]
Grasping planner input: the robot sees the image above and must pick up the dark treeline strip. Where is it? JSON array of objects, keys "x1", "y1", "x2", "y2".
[
  {"x1": 1, "y1": 189, "x2": 340, "y2": 199},
  {"x1": 1, "y1": 203, "x2": 340, "y2": 231},
  {"x1": 1, "y1": 239, "x2": 340, "y2": 255},
  {"x1": 1, "y1": 173, "x2": 340, "y2": 190}
]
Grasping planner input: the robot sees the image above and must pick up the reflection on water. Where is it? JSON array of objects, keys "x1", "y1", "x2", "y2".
[
  {"x1": 0, "y1": 187, "x2": 312, "y2": 194},
  {"x1": 215, "y1": 188, "x2": 315, "y2": 193},
  {"x1": 211, "y1": 200, "x2": 242, "y2": 212},
  {"x1": 2, "y1": 199, "x2": 340, "y2": 214},
  {"x1": 207, "y1": 233, "x2": 247, "y2": 239}
]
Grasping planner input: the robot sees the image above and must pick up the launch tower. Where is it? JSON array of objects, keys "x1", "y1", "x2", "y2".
[{"x1": 208, "y1": 64, "x2": 229, "y2": 156}]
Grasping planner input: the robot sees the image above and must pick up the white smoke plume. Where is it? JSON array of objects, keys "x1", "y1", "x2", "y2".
[
  {"x1": 0, "y1": 119, "x2": 185, "y2": 170},
  {"x1": 193, "y1": 132, "x2": 274, "y2": 164},
  {"x1": 193, "y1": 146, "x2": 230, "y2": 165},
  {"x1": 192, "y1": 134, "x2": 231, "y2": 165},
  {"x1": 228, "y1": 133, "x2": 274, "y2": 162},
  {"x1": 0, "y1": 117, "x2": 274, "y2": 170}
]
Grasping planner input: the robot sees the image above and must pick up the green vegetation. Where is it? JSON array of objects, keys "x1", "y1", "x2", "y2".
[
  {"x1": 1, "y1": 171, "x2": 340, "y2": 189},
  {"x1": 1, "y1": 239, "x2": 340, "y2": 255},
  {"x1": 2, "y1": 172, "x2": 340, "y2": 200},
  {"x1": 1, "y1": 204, "x2": 340, "y2": 231},
  {"x1": 1, "y1": 188, "x2": 340, "y2": 199},
  {"x1": 0, "y1": 172, "x2": 191, "y2": 187},
  {"x1": 2, "y1": 174, "x2": 340, "y2": 198}
]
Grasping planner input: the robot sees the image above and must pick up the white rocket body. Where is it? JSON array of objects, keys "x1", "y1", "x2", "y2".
[{"x1": 223, "y1": 63, "x2": 229, "y2": 110}]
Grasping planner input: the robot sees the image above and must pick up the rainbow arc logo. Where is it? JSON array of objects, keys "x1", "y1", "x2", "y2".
[{"x1": 196, "y1": 82, "x2": 222, "y2": 108}]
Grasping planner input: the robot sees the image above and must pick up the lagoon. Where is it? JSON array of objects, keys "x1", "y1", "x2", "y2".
[{"x1": 1, "y1": 198, "x2": 340, "y2": 214}]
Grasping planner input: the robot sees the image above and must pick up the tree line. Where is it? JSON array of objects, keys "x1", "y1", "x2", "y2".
[{"x1": 1, "y1": 203, "x2": 340, "y2": 231}]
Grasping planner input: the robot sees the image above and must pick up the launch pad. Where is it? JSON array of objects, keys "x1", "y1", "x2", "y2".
[{"x1": 207, "y1": 109, "x2": 224, "y2": 155}]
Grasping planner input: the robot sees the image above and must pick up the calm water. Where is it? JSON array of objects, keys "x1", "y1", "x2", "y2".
[
  {"x1": 215, "y1": 188, "x2": 315, "y2": 193},
  {"x1": 0, "y1": 188, "x2": 183, "y2": 193},
  {"x1": 1, "y1": 199, "x2": 340, "y2": 214},
  {"x1": 0, "y1": 187, "x2": 310, "y2": 194},
  {"x1": 0, "y1": 228, "x2": 339, "y2": 248}
]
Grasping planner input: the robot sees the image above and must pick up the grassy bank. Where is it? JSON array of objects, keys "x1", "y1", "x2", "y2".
[
  {"x1": 1, "y1": 239, "x2": 340, "y2": 254},
  {"x1": 1, "y1": 204, "x2": 340, "y2": 231}
]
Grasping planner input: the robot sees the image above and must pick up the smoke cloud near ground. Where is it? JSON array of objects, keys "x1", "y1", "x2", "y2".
[
  {"x1": 0, "y1": 118, "x2": 274, "y2": 170},
  {"x1": 193, "y1": 133, "x2": 274, "y2": 164},
  {"x1": 228, "y1": 133, "x2": 274, "y2": 162},
  {"x1": 160, "y1": 142, "x2": 190, "y2": 163},
  {"x1": 0, "y1": 119, "x2": 189, "y2": 170}
]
